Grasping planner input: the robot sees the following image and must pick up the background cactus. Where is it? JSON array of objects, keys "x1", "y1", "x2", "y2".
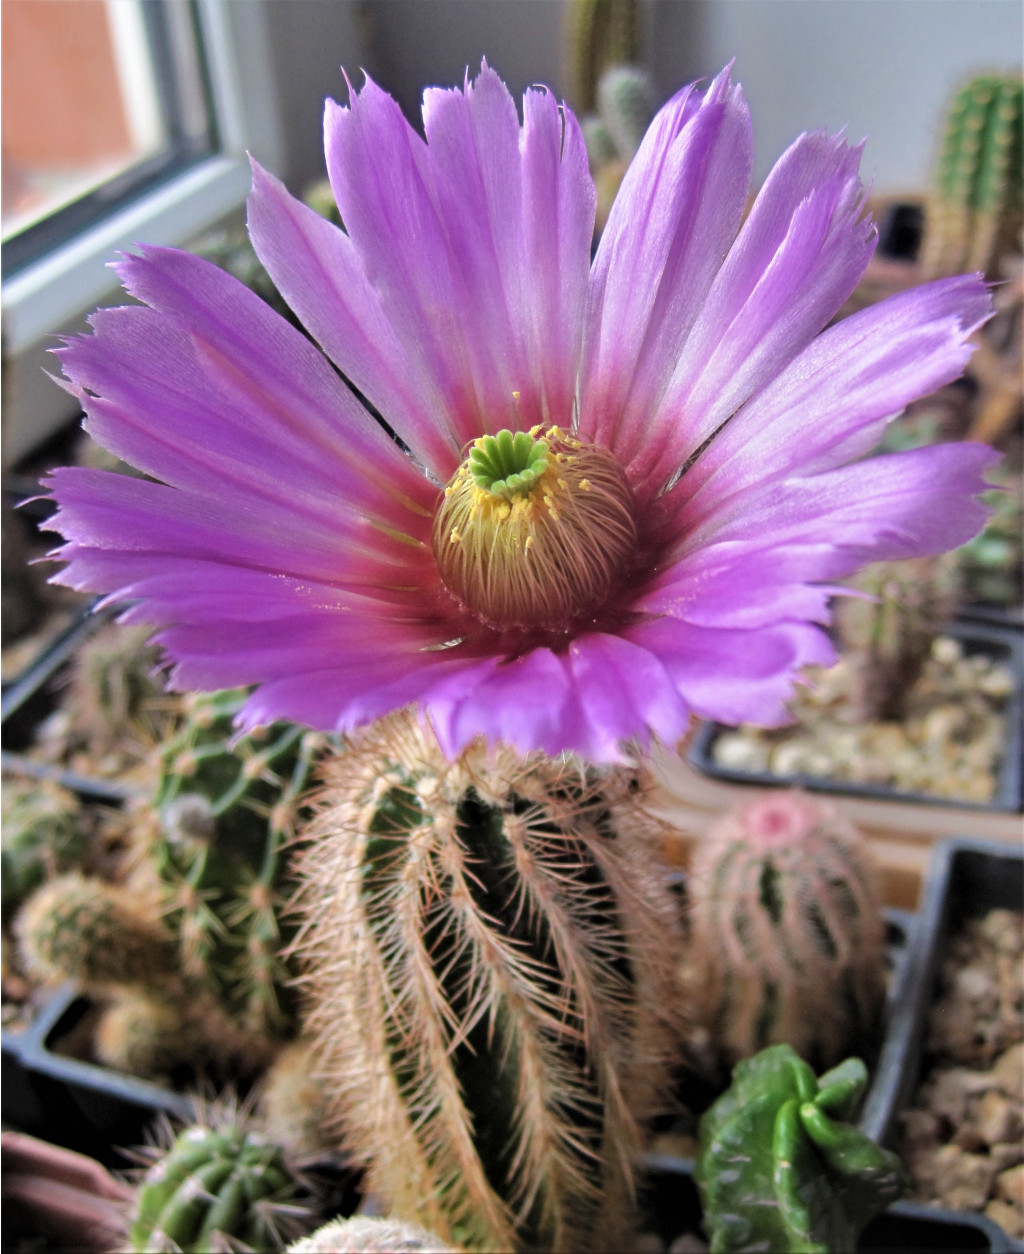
[
  {"x1": 139, "y1": 687, "x2": 324, "y2": 1049},
  {"x1": 835, "y1": 552, "x2": 962, "y2": 723},
  {"x1": 292, "y1": 711, "x2": 684, "y2": 1253},
  {"x1": 288, "y1": 1216, "x2": 458, "y2": 1253},
  {"x1": 1, "y1": 778, "x2": 92, "y2": 917},
  {"x1": 564, "y1": 0, "x2": 643, "y2": 114},
  {"x1": 581, "y1": 64, "x2": 658, "y2": 236},
  {"x1": 921, "y1": 74, "x2": 1023, "y2": 280},
  {"x1": 684, "y1": 792, "x2": 885, "y2": 1084},
  {"x1": 13, "y1": 690, "x2": 325, "y2": 1079},
  {"x1": 16, "y1": 871, "x2": 174, "y2": 989},
  {"x1": 697, "y1": 1045, "x2": 905, "y2": 1253},
  {"x1": 128, "y1": 1114, "x2": 314, "y2": 1253}
]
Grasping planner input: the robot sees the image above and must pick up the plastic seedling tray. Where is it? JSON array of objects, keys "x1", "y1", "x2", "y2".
[{"x1": 688, "y1": 621, "x2": 1023, "y2": 814}]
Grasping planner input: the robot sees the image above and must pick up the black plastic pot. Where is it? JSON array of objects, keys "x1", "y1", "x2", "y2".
[
  {"x1": 688, "y1": 620, "x2": 1023, "y2": 813},
  {"x1": 2, "y1": 983, "x2": 193, "y2": 1168},
  {"x1": 861, "y1": 837, "x2": 1024, "y2": 1150},
  {"x1": 639, "y1": 1155, "x2": 1020, "y2": 1253}
]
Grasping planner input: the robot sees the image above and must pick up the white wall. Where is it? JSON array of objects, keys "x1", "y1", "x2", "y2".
[{"x1": 651, "y1": 0, "x2": 1023, "y2": 193}]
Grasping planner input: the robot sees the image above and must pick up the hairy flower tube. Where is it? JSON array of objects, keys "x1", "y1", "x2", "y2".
[{"x1": 45, "y1": 63, "x2": 998, "y2": 762}]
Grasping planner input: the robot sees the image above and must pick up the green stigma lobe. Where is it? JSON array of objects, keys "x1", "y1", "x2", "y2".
[{"x1": 469, "y1": 430, "x2": 549, "y2": 500}]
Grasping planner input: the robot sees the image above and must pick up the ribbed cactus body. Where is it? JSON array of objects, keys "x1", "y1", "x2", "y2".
[
  {"x1": 129, "y1": 1122, "x2": 309, "y2": 1253},
  {"x1": 836, "y1": 554, "x2": 961, "y2": 723},
  {"x1": 565, "y1": 0, "x2": 642, "y2": 112},
  {"x1": 288, "y1": 1216, "x2": 458, "y2": 1253},
  {"x1": 294, "y1": 713, "x2": 684, "y2": 1253},
  {"x1": 147, "y1": 688, "x2": 324, "y2": 1042},
  {"x1": 686, "y1": 793, "x2": 885, "y2": 1079},
  {"x1": 16, "y1": 872, "x2": 173, "y2": 989},
  {"x1": 922, "y1": 74, "x2": 1023, "y2": 278},
  {"x1": 1, "y1": 778, "x2": 89, "y2": 916}
]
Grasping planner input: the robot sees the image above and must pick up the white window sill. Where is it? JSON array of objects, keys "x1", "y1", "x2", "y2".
[{"x1": 2, "y1": 153, "x2": 252, "y2": 354}]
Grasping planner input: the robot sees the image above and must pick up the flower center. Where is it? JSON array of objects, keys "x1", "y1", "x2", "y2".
[{"x1": 433, "y1": 426, "x2": 637, "y2": 632}]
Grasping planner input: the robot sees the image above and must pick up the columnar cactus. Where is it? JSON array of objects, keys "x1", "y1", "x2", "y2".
[
  {"x1": 129, "y1": 1117, "x2": 313, "y2": 1253},
  {"x1": 697, "y1": 1045, "x2": 905, "y2": 1253},
  {"x1": 565, "y1": 0, "x2": 643, "y2": 113},
  {"x1": 835, "y1": 553, "x2": 962, "y2": 723},
  {"x1": 145, "y1": 688, "x2": 325, "y2": 1044},
  {"x1": 921, "y1": 74, "x2": 1023, "y2": 279},
  {"x1": 684, "y1": 792, "x2": 885, "y2": 1081},
  {"x1": 292, "y1": 712, "x2": 685, "y2": 1253}
]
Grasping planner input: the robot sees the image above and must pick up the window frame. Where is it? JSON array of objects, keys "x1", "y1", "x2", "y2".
[{"x1": 2, "y1": 0, "x2": 283, "y2": 464}]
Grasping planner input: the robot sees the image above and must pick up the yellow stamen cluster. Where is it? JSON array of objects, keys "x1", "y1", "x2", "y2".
[{"x1": 433, "y1": 427, "x2": 636, "y2": 631}]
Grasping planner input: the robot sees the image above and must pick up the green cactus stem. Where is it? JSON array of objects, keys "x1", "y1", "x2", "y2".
[
  {"x1": 16, "y1": 872, "x2": 174, "y2": 989},
  {"x1": 129, "y1": 1118, "x2": 313, "y2": 1253},
  {"x1": 697, "y1": 1045, "x2": 905, "y2": 1253},
  {"x1": 922, "y1": 74, "x2": 1023, "y2": 279},
  {"x1": 146, "y1": 688, "x2": 325, "y2": 1044},
  {"x1": 684, "y1": 792, "x2": 885, "y2": 1082},
  {"x1": 565, "y1": 0, "x2": 643, "y2": 113},
  {"x1": 835, "y1": 553, "x2": 962, "y2": 723},
  {"x1": 1, "y1": 778, "x2": 91, "y2": 916},
  {"x1": 292, "y1": 711, "x2": 685, "y2": 1253}
]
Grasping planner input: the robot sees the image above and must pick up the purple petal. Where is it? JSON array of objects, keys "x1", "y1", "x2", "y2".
[
  {"x1": 630, "y1": 618, "x2": 836, "y2": 727},
  {"x1": 579, "y1": 66, "x2": 752, "y2": 492},
  {"x1": 663, "y1": 273, "x2": 993, "y2": 532},
  {"x1": 672, "y1": 442, "x2": 999, "y2": 580},
  {"x1": 247, "y1": 163, "x2": 460, "y2": 479},
  {"x1": 630, "y1": 131, "x2": 875, "y2": 492},
  {"x1": 567, "y1": 634, "x2": 691, "y2": 760},
  {"x1": 318, "y1": 63, "x2": 592, "y2": 450}
]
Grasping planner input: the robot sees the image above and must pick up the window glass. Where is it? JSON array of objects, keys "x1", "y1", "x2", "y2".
[{"x1": 2, "y1": 0, "x2": 215, "y2": 264}]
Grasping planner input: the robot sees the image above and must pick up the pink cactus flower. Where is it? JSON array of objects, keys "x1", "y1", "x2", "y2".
[{"x1": 45, "y1": 63, "x2": 998, "y2": 762}]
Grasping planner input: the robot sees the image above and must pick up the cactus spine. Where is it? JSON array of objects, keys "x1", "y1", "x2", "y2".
[
  {"x1": 293, "y1": 712, "x2": 684, "y2": 1253},
  {"x1": 288, "y1": 1217, "x2": 458, "y2": 1253},
  {"x1": 146, "y1": 688, "x2": 324, "y2": 1044},
  {"x1": 685, "y1": 792, "x2": 885, "y2": 1081},
  {"x1": 922, "y1": 74, "x2": 1023, "y2": 279},
  {"x1": 16, "y1": 872, "x2": 174, "y2": 989},
  {"x1": 129, "y1": 1118, "x2": 313, "y2": 1252}
]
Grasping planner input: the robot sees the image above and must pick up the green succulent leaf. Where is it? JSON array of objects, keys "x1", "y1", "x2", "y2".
[{"x1": 697, "y1": 1045, "x2": 905, "y2": 1254}]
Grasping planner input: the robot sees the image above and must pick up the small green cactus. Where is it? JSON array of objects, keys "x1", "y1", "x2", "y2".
[
  {"x1": 129, "y1": 1118, "x2": 313, "y2": 1253},
  {"x1": 685, "y1": 792, "x2": 885, "y2": 1082},
  {"x1": 697, "y1": 1045, "x2": 905, "y2": 1253},
  {"x1": 293, "y1": 712, "x2": 684, "y2": 1253},
  {"x1": 922, "y1": 74, "x2": 1023, "y2": 279},
  {"x1": 94, "y1": 991, "x2": 197, "y2": 1078},
  {"x1": 16, "y1": 872, "x2": 174, "y2": 989},
  {"x1": 835, "y1": 553, "x2": 962, "y2": 723},
  {"x1": 1, "y1": 778, "x2": 91, "y2": 916},
  {"x1": 582, "y1": 64, "x2": 657, "y2": 236},
  {"x1": 288, "y1": 1216, "x2": 458, "y2": 1253},
  {"x1": 145, "y1": 688, "x2": 325, "y2": 1045}
]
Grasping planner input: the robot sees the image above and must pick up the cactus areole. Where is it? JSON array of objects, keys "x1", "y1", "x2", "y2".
[{"x1": 292, "y1": 713, "x2": 684, "y2": 1252}]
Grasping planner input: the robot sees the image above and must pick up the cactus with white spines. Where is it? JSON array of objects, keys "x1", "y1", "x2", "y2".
[
  {"x1": 684, "y1": 792, "x2": 886, "y2": 1082},
  {"x1": 292, "y1": 711, "x2": 685, "y2": 1253}
]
